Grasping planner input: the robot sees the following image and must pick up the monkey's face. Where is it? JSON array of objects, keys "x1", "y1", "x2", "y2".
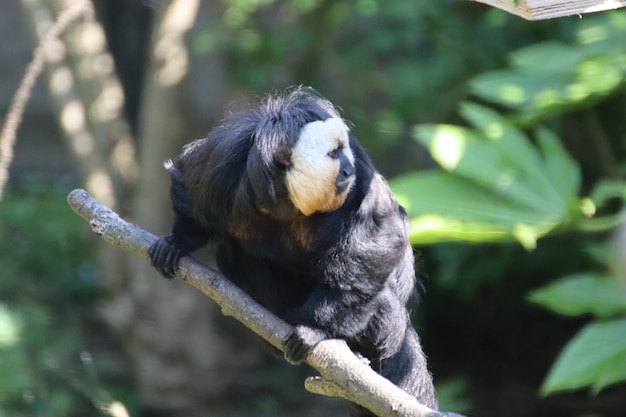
[{"x1": 285, "y1": 117, "x2": 356, "y2": 216}]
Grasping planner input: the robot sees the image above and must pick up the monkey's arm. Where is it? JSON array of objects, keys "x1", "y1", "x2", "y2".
[
  {"x1": 149, "y1": 166, "x2": 213, "y2": 278},
  {"x1": 148, "y1": 214, "x2": 210, "y2": 279},
  {"x1": 282, "y1": 282, "x2": 386, "y2": 363},
  {"x1": 283, "y1": 219, "x2": 409, "y2": 363}
]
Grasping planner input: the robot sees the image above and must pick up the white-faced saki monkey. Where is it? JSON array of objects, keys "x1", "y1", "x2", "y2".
[{"x1": 149, "y1": 87, "x2": 437, "y2": 416}]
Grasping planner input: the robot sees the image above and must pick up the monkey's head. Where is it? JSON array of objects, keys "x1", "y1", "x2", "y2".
[
  {"x1": 285, "y1": 117, "x2": 356, "y2": 216},
  {"x1": 245, "y1": 89, "x2": 356, "y2": 219}
]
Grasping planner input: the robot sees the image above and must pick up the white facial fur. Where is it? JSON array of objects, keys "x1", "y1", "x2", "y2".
[{"x1": 286, "y1": 117, "x2": 355, "y2": 216}]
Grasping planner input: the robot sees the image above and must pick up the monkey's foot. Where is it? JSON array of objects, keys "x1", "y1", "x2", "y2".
[
  {"x1": 282, "y1": 325, "x2": 326, "y2": 364},
  {"x1": 148, "y1": 236, "x2": 186, "y2": 279}
]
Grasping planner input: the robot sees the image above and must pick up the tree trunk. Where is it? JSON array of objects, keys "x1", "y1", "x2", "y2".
[
  {"x1": 19, "y1": 1, "x2": 263, "y2": 414},
  {"x1": 122, "y1": 1, "x2": 264, "y2": 413}
]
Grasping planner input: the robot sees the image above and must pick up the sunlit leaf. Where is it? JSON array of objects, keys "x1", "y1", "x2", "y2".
[
  {"x1": 540, "y1": 319, "x2": 626, "y2": 396},
  {"x1": 460, "y1": 103, "x2": 564, "y2": 208},
  {"x1": 469, "y1": 14, "x2": 626, "y2": 124},
  {"x1": 399, "y1": 102, "x2": 587, "y2": 247},
  {"x1": 391, "y1": 171, "x2": 560, "y2": 249},
  {"x1": 0, "y1": 304, "x2": 20, "y2": 348},
  {"x1": 529, "y1": 273, "x2": 626, "y2": 317},
  {"x1": 414, "y1": 124, "x2": 559, "y2": 215},
  {"x1": 535, "y1": 126, "x2": 581, "y2": 204}
]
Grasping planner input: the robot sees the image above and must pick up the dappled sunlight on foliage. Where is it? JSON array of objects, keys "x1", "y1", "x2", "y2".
[
  {"x1": 391, "y1": 103, "x2": 595, "y2": 249},
  {"x1": 471, "y1": 12, "x2": 626, "y2": 125}
]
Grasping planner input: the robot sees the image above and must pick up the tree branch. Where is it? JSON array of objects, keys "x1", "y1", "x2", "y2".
[{"x1": 67, "y1": 188, "x2": 464, "y2": 417}]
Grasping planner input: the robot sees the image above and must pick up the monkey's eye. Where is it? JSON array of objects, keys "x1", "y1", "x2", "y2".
[
  {"x1": 328, "y1": 142, "x2": 344, "y2": 159},
  {"x1": 276, "y1": 147, "x2": 292, "y2": 168}
]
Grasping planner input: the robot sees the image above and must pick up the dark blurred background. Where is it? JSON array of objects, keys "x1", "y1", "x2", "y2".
[{"x1": 1, "y1": 1, "x2": 625, "y2": 416}]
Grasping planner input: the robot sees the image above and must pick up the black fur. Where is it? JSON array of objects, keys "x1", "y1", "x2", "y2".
[{"x1": 148, "y1": 88, "x2": 437, "y2": 414}]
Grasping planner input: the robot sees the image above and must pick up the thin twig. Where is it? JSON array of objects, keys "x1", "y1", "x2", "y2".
[{"x1": 0, "y1": 0, "x2": 92, "y2": 199}]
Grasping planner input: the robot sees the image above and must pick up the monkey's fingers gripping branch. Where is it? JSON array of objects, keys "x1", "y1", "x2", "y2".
[
  {"x1": 67, "y1": 188, "x2": 290, "y2": 350},
  {"x1": 283, "y1": 325, "x2": 327, "y2": 364},
  {"x1": 66, "y1": 188, "x2": 463, "y2": 417},
  {"x1": 147, "y1": 236, "x2": 187, "y2": 280}
]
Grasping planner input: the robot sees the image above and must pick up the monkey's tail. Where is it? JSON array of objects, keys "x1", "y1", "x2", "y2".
[
  {"x1": 348, "y1": 326, "x2": 438, "y2": 417},
  {"x1": 380, "y1": 326, "x2": 438, "y2": 410}
]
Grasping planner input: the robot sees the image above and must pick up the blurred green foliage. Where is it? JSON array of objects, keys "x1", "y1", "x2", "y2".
[
  {"x1": 391, "y1": 103, "x2": 588, "y2": 249},
  {"x1": 381, "y1": 9, "x2": 626, "y2": 411},
  {"x1": 470, "y1": 12, "x2": 626, "y2": 126},
  {"x1": 195, "y1": 0, "x2": 554, "y2": 156},
  {"x1": 0, "y1": 179, "x2": 111, "y2": 417},
  {"x1": 392, "y1": 102, "x2": 625, "y2": 247},
  {"x1": 530, "y1": 272, "x2": 626, "y2": 396},
  {"x1": 390, "y1": 12, "x2": 626, "y2": 250}
]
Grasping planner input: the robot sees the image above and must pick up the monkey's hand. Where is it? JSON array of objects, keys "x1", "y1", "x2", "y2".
[
  {"x1": 148, "y1": 236, "x2": 188, "y2": 280},
  {"x1": 282, "y1": 325, "x2": 326, "y2": 364}
]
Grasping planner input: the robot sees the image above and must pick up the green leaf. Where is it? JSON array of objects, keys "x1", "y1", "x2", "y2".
[
  {"x1": 461, "y1": 103, "x2": 567, "y2": 208},
  {"x1": 528, "y1": 273, "x2": 626, "y2": 317},
  {"x1": 591, "y1": 179, "x2": 626, "y2": 208},
  {"x1": 391, "y1": 171, "x2": 561, "y2": 249},
  {"x1": 535, "y1": 126, "x2": 581, "y2": 203},
  {"x1": 469, "y1": 15, "x2": 626, "y2": 124},
  {"x1": 460, "y1": 102, "x2": 542, "y2": 173},
  {"x1": 413, "y1": 122, "x2": 560, "y2": 215},
  {"x1": 592, "y1": 354, "x2": 626, "y2": 394},
  {"x1": 509, "y1": 41, "x2": 584, "y2": 76},
  {"x1": 401, "y1": 102, "x2": 589, "y2": 247},
  {"x1": 540, "y1": 318, "x2": 626, "y2": 395},
  {"x1": 470, "y1": 70, "x2": 570, "y2": 124}
]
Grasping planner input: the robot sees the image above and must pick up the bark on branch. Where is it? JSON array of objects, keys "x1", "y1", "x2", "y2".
[{"x1": 67, "y1": 188, "x2": 464, "y2": 417}]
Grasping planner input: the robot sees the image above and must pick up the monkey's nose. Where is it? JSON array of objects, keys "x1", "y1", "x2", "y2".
[
  {"x1": 336, "y1": 169, "x2": 355, "y2": 194},
  {"x1": 341, "y1": 164, "x2": 355, "y2": 178}
]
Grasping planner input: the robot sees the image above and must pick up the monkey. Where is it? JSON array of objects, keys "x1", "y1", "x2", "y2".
[{"x1": 148, "y1": 87, "x2": 437, "y2": 415}]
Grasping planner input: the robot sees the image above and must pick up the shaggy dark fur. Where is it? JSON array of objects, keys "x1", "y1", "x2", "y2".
[{"x1": 149, "y1": 88, "x2": 437, "y2": 415}]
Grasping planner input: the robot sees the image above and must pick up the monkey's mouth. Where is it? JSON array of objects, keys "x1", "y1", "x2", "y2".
[{"x1": 335, "y1": 175, "x2": 355, "y2": 195}]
